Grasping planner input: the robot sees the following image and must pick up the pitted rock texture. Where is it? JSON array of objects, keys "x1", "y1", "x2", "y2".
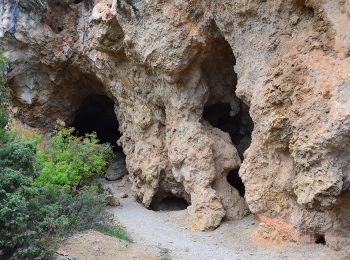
[{"x1": 1, "y1": 0, "x2": 350, "y2": 248}]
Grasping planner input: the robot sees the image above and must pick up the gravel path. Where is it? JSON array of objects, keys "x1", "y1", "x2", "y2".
[{"x1": 105, "y1": 180, "x2": 340, "y2": 260}]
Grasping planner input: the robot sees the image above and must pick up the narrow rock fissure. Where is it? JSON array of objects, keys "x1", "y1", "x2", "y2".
[
  {"x1": 227, "y1": 169, "x2": 245, "y2": 198},
  {"x1": 201, "y1": 32, "x2": 254, "y2": 196}
]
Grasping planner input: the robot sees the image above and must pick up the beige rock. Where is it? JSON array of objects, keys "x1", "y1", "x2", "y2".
[
  {"x1": 106, "y1": 194, "x2": 120, "y2": 207},
  {"x1": 1, "y1": 0, "x2": 350, "y2": 251},
  {"x1": 120, "y1": 192, "x2": 128, "y2": 198}
]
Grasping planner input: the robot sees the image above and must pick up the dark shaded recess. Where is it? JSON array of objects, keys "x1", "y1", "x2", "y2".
[
  {"x1": 200, "y1": 31, "x2": 254, "y2": 198},
  {"x1": 204, "y1": 102, "x2": 252, "y2": 198},
  {"x1": 227, "y1": 169, "x2": 245, "y2": 197},
  {"x1": 73, "y1": 0, "x2": 93, "y2": 10},
  {"x1": 45, "y1": 0, "x2": 69, "y2": 34},
  {"x1": 72, "y1": 95, "x2": 122, "y2": 152},
  {"x1": 116, "y1": 0, "x2": 141, "y2": 19},
  {"x1": 203, "y1": 102, "x2": 254, "y2": 160},
  {"x1": 149, "y1": 195, "x2": 189, "y2": 211},
  {"x1": 315, "y1": 234, "x2": 326, "y2": 245}
]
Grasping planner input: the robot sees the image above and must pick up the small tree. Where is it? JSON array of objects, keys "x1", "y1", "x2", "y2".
[{"x1": 35, "y1": 128, "x2": 113, "y2": 187}]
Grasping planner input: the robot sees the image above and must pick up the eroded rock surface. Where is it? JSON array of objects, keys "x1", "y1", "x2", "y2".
[{"x1": 1, "y1": 0, "x2": 350, "y2": 250}]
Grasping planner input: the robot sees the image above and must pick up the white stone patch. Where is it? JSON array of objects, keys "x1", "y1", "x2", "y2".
[
  {"x1": 20, "y1": 85, "x2": 33, "y2": 105},
  {"x1": 335, "y1": 82, "x2": 350, "y2": 118}
]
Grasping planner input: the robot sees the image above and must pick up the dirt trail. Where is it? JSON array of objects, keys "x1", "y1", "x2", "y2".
[{"x1": 105, "y1": 179, "x2": 340, "y2": 260}]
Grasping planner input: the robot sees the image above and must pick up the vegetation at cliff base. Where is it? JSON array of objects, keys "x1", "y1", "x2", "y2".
[
  {"x1": 0, "y1": 54, "x2": 129, "y2": 259},
  {"x1": 35, "y1": 128, "x2": 113, "y2": 187}
]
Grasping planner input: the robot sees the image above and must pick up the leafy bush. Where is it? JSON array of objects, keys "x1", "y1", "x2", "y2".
[
  {"x1": 0, "y1": 179, "x2": 109, "y2": 259},
  {"x1": 0, "y1": 141, "x2": 37, "y2": 173},
  {"x1": 35, "y1": 128, "x2": 113, "y2": 187},
  {"x1": 0, "y1": 50, "x2": 6, "y2": 105},
  {"x1": 0, "y1": 53, "x2": 127, "y2": 259},
  {"x1": 0, "y1": 133, "x2": 110, "y2": 258}
]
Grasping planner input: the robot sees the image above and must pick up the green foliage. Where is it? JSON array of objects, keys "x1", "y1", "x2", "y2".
[
  {"x1": 0, "y1": 50, "x2": 7, "y2": 105},
  {"x1": 0, "y1": 153, "x2": 110, "y2": 259},
  {"x1": 0, "y1": 52, "x2": 116, "y2": 258},
  {"x1": 0, "y1": 136, "x2": 45, "y2": 259},
  {"x1": 0, "y1": 51, "x2": 9, "y2": 144},
  {"x1": 35, "y1": 128, "x2": 113, "y2": 187},
  {"x1": 0, "y1": 141, "x2": 37, "y2": 173},
  {"x1": 95, "y1": 224, "x2": 133, "y2": 243},
  {"x1": 0, "y1": 180, "x2": 109, "y2": 259},
  {"x1": 0, "y1": 107, "x2": 8, "y2": 128}
]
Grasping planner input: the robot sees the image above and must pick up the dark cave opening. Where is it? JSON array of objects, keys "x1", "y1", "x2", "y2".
[
  {"x1": 227, "y1": 169, "x2": 245, "y2": 197},
  {"x1": 203, "y1": 102, "x2": 254, "y2": 161},
  {"x1": 201, "y1": 29, "x2": 254, "y2": 196},
  {"x1": 315, "y1": 234, "x2": 326, "y2": 245},
  {"x1": 72, "y1": 95, "x2": 122, "y2": 152},
  {"x1": 149, "y1": 195, "x2": 189, "y2": 212}
]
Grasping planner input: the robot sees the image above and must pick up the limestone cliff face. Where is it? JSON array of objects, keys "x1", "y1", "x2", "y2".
[{"x1": 1, "y1": 0, "x2": 350, "y2": 249}]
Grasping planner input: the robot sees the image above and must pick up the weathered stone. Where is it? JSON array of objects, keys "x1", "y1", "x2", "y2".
[
  {"x1": 1, "y1": 0, "x2": 350, "y2": 251},
  {"x1": 106, "y1": 194, "x2": 120, "y2": 207},
  {"x1": 120, "y1": 192, "x2": 128, "y2": 198},
  {"x1": 105, "y1": 152, "x2": 128, "y2": 181}
]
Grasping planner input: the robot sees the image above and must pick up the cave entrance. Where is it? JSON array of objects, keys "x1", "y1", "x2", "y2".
[
  {"x1": 203, "y1": 102, "x2": 253, "y2": 161},
  {"x1": 149, "y1": 194, "x2": 189, "y2": 212},
  {"x1": 72, "y1": 94, "x2": 122, "y2": 152},
  {"x1": 72, "y1": 94, "x2": 127, "y2": 181},
  {"x1": 201, "y1": 29, "x2": 254, "y2": 196},
  {"x1": 227, "y1": 169, "x2": 245, "y2": 197}
]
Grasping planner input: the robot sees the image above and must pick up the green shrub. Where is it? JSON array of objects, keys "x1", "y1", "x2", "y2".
[
  {"x1": 0, "y1": 107, "x2": 8, "y2": 128},
  {"x1": 0, "y1": 51, "x2": 6, "y2": 105},
  {"x1": 0, "y1": 53, "x2": 120, "y2": 259},
  {"x1": 35, "y1": 128, "x2": 113, "y2": 187},
  {"x1": 0, "y1": 169, "x2": 110, "y2": 259},
  {"x1": 0, "y1": 141, "x2": 37, "y2": 173}
]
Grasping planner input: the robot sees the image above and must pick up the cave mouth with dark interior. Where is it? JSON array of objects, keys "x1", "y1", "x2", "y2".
[
  {"x1": 149, "y1": 194, "x2": 190, "y2": 212},
  {"x1": 72, "y1": 94, "x2": 122, "y2": 153},
  {"x1": 201, "y1": 28, "x2": 254, "y2": 197},
  {"x1": 227, "y1": 169, "x2": 245, "y2": 197}
]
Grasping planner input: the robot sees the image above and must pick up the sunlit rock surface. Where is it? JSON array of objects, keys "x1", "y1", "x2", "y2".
[{"x1": 1, "y1": 0, "x2": 350, "y2": 251}]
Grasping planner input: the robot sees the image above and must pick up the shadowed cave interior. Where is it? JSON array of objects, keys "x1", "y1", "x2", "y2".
[
  {"x1": 149, "y1": 195, "x2": 189, "y2": 212},
  {"x1": 202, "y1": 33, "x2": 254, "y2": 198},
  {"x1": 150, "y1": 34, "x2": 254, "y2": 212},
  {"x1": 72, "y1": 94, "x2": 123, "y2": 153}
]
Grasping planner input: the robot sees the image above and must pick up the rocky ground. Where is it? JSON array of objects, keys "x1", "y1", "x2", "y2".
[{"x1": 58, "y1": 178, "x2": 343, "y2": 260}]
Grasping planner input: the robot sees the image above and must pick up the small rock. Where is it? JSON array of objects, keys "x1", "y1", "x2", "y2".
[
  {"x1": 107, "y1": 195, "x2": 120, "y2": 206},
  {"x1": 105, "y1": 152, "x2": 128, "y2": 181},
  {"x1": 184, "y1": 247, "x2": 190, "y2": 252},
  {"x1": 120, "y1": 192, "x2": 128, "y2": 198},
  {"x1": 56, "y1": 248, "x2": 68, "y2": 256},
  {"x1": 290, "y1": 14, "x2": 300, "y2": 26},
  {"x1": 55, "y1": 255, "x2": 71, "y2": 260}
]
